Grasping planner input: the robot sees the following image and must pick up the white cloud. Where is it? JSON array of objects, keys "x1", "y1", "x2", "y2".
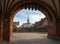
[
  {"x1": 29, "y1": 14, "x2": 45, "y2": 22},
  {"x1": 30, "y1": 15, "x2": 41, "y2": 21},
  {"x1": 13, "y1": 9, "x2": 46, "y2": 26}
]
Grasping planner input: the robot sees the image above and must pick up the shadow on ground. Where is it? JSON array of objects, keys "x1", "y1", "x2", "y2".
[{"x1": 0, "y1": 38, "x2": 60, "y2": 44}]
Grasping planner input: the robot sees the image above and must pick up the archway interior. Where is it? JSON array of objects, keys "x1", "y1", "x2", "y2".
[
  {"x1": 0, "y1": 0, "x2": 56, "y2": 42},
  {"x1": 12, "y1": 8, "x2": 48, "y2": 41}
]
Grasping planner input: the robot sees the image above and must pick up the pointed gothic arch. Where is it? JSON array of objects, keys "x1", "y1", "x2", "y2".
[
  {"x1": 0, "y1": 0, "x2": 59, "y2": 42},
  {"x1": 8, "y1": 0, "x2": 56, "y2": 42}
]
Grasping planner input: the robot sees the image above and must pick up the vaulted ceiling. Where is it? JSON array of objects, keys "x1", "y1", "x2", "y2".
[{"x1": 0, "y1": 0, "x2": 59, "y2": 19}]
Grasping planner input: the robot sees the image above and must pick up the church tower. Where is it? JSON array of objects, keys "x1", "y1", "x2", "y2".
[{"x1": 27, "y1": 14, "x2": 30, "y2": 23}]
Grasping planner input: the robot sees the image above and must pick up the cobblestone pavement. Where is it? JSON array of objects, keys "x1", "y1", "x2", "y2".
[{"x1": 0, "y1": 32, "x2": 60, "y2": 44}]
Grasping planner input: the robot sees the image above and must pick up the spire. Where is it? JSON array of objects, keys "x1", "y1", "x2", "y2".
[{"x1": 27, "y1": 14, "x2": 29, "y2": 23}]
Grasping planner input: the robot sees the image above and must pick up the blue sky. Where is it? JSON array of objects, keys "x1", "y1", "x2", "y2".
[{"x1": 13, "y1": 8, "x2": 45, "y2": 26}]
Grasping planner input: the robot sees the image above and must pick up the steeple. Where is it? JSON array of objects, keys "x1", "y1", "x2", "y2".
[{"x1": 27, "y1": 14, "x2": 29, "y2": 23}]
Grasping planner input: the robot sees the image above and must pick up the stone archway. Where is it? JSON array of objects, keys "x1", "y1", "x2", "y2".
[
  {"x1": 9, "y1": 0, "x2": 56, "y2": 41},
  {"x1": 1, "y1": 0, "x2": 57, "y2": 42}
]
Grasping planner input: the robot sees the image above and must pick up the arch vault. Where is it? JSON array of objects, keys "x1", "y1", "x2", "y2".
[{"x1": 0, "y1": 0, "x2": 59, "y2": 42}]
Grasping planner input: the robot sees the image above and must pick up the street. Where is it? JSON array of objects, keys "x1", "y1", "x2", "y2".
[{"x1": 0, "y1": 32, "x2": 60, "y2": 44}]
